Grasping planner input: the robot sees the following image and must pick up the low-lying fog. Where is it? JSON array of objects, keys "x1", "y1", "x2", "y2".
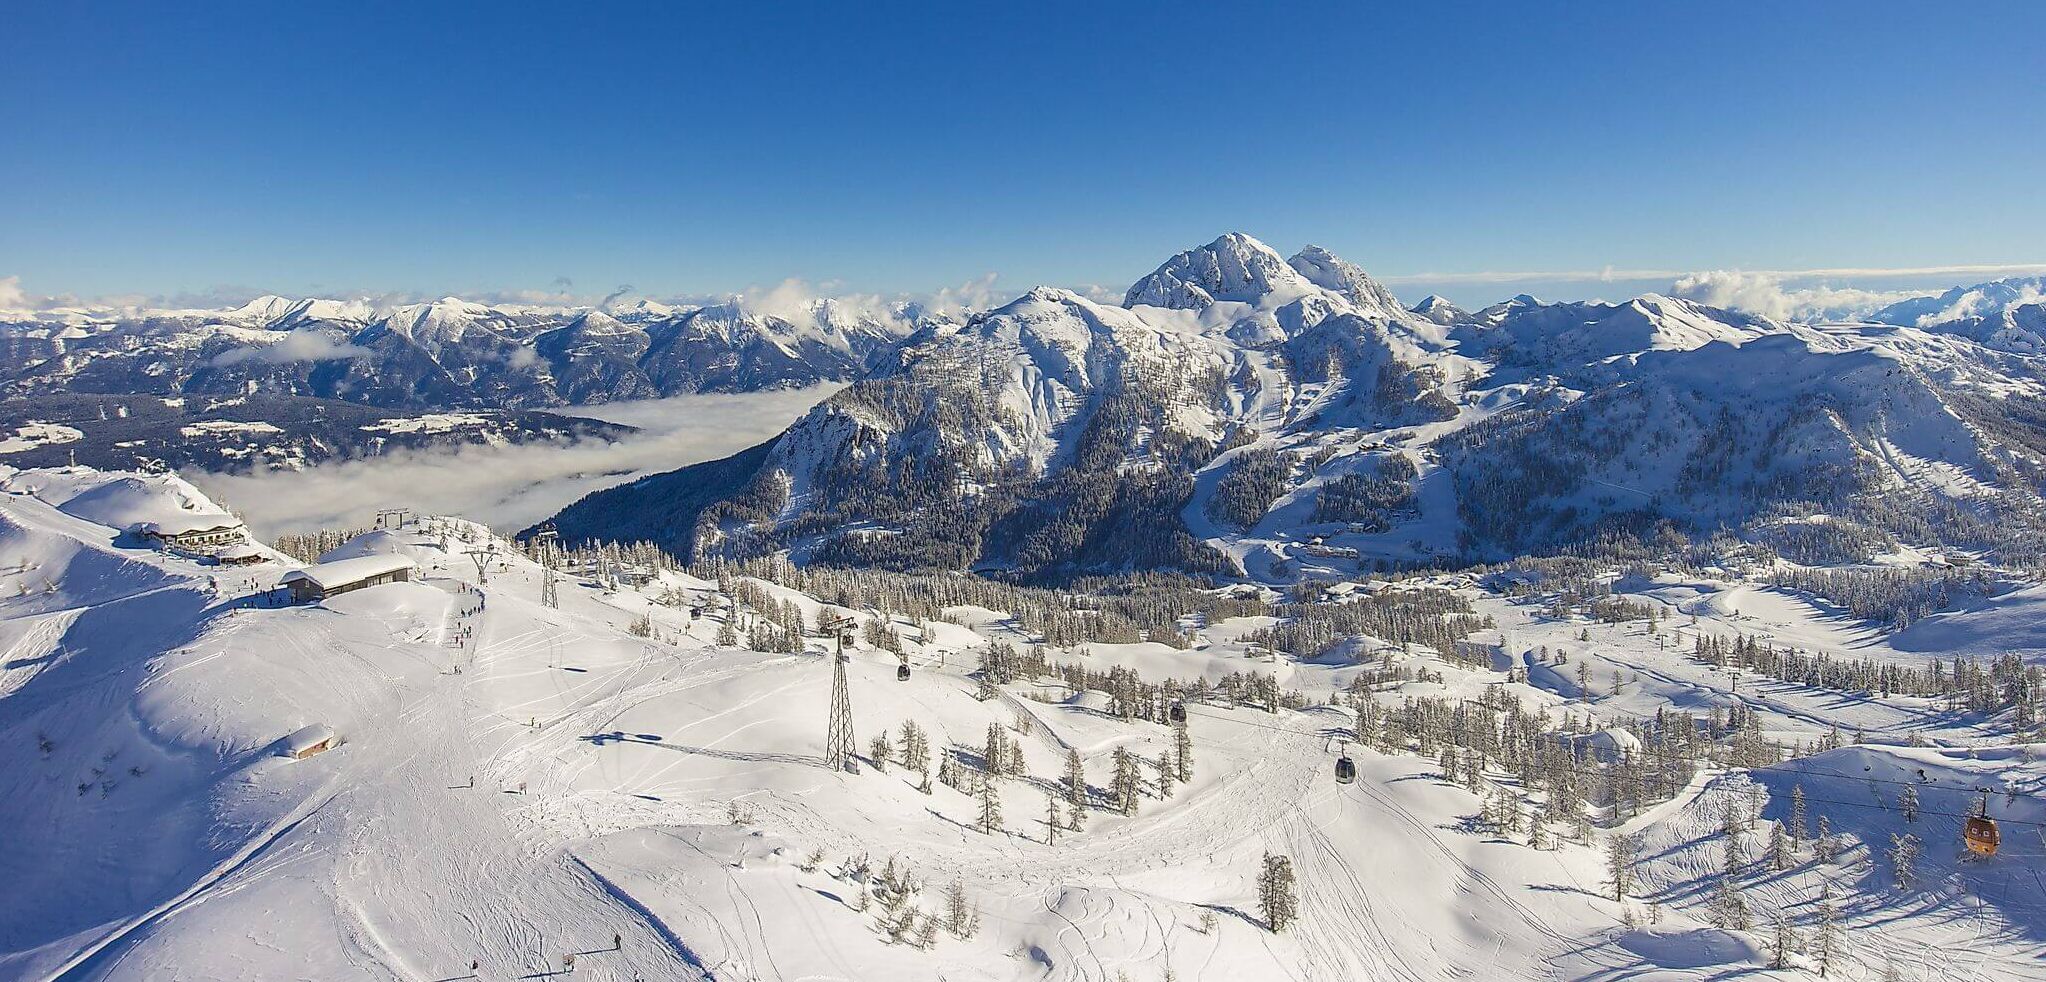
[{"x1": 189, "y1": 387, "x2": 838, "y2": 538}]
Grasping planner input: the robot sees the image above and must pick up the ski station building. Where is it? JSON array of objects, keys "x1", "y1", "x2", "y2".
[
  {"x1": 280, "y1": 555, "x2": 416, "y2": 603},
  {"x1": 129, "y1": 513, "x2": 246, "y2": 553}
]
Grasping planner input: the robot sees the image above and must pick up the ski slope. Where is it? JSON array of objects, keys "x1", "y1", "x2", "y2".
[{"x1": 4, "y1": 465, "x2": 2046, "y2": 980}]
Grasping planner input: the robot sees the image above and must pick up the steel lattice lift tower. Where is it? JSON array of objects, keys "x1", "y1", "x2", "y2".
[
  {"x1": 533, "y1": 524, "x2": 560, "y2": 609},
  {"x1": 820, "y1": 614, "x2": 857, "y2": 772}
]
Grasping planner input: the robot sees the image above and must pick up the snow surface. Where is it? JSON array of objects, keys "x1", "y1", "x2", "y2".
[{"x1": 3, "y1": 464, "x2": 2046, "y2": 980}]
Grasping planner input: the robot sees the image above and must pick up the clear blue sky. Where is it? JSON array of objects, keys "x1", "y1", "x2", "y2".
[{"x1": 5, "y1": 1, "x2": 2043, "y2": 308}]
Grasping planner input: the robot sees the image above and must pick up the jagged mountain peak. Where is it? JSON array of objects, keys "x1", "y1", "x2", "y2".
[
  {"x1": 1124, "y1": 232, "x2": 1311, "y2": 310},
  {"x1": 1409, "y1": 294, "x2": 1468, "y2": 325},
  {"x1": 1286, "y1": 244, "x2": 1407, "y2": 319}
]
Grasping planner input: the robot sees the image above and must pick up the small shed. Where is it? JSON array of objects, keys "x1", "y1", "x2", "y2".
[
  {"x1": 215, "y1": 543, "x2": 267, "y2": 567},
  {"x1": 281, "y1": 723, "x2": 341, "y2": 759},
  {"x1": 280, "y1": 554, "x2": 416, "y2": 603}
]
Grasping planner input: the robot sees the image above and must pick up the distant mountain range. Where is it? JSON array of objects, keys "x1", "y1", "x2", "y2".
[
  {"x1": 0, "y1": 393, "x2": 631, "y2": 474},
  {"x1": 0, "y1": 294, "x2": 943, "y2": 410},
  {"x1": 544, "y1": 234, "x2": 2046, "y2": 581}
]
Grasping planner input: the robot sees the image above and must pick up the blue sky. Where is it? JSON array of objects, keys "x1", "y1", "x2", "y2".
[{"x1": 5, "y1": 1, "x2": 2044, "y2": 311}]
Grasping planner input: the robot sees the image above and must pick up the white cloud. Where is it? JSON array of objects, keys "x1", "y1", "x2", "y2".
[
  {"x1": 1667, "y1": 270, "x2": 1925, "y2": 322},
  {"x1": 187, "y1": 388, "x2": 835, "y2": 536},
  {"x1": 0, "y1": 275, "x2": 26, "y2": 311},
  {"x1": 207, "y1": 331, "x2": 374, "y2": 367}
]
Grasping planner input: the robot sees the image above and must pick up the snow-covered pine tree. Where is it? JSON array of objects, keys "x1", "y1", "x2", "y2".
[
  {"x1": 977, "y1": 775, "x2": 1003, "y2": 836},
  {"x1": 1768, "y1": 821, "x2": 1790, "y2": 871},
  {"x1": 1888, "y1": 832, "x2": 1919, "y2": 889},
  {"x1": 1768, "y1": 911, "x2": 1799, "y2": 969},
  {"x1": 1709, "y1": 874, "x2": 1749, "y2": 932},
  {"x1": 1112, "y1": 747, "x2": 1142, "y2": 816},
  {"x1": 983, "y1": 724, "x2": 1007, "y2": 779},
  {"x1": 869, "y1": 729, "x2": 891, "y2": 771},
  {"x1": 1899, "y1": 784, "x2": 1920, "y2": 823},
  {"x1": 1810, "y1": 881, "x2": 1842, "y2": 977},
  {"x1": 1604, "y1": 833, "x2": 1639, "y2": 901},
  {"x1": 1064, "y1": 748, "x2": 1087, "y2": 813},
  {"x1": 1257, "y1": 852, "x2": 1298, "y2": 933},
  {"x1": 1044, "y1": 792, "x2": 1061, "y2": 845},
  {"x1": 1816, "y1": 814, "x2": 1839, "y2": 864},
  {"x1": 1154, "y1": 754, "x2": 1175, "y2": 800},
  {"x1": 943, "y1": 880, "x2": 978, "y2": 939},
  {"x1": 1173, "y1": 716, "x2": 1193, "y2": 783},
  {"x1": 1786, "y1": 784, "x2": 1809, "y2": 850},
  {"x1": 899, "y1": 721, "x2": 930, "y2": 775}
]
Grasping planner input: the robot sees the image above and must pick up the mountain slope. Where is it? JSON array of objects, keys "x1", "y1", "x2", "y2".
[{"x1": 551, "y1": 234, "x2": 2046, "y2": 580}]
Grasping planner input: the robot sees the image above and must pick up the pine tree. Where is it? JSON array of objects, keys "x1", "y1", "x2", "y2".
[
  {"x1": 1789, "y1": 784, "x2": 1809, "y2": 850},
  {"x1": 1605, "y1": 833, "x2": 1638, "y2": 901},
  {"x1": 1257, "y1": 852, "x2": 1298, "y2": 932},
  {"x1": 943, "y1": 880, "x2": 978, "y2": 939},
  {"x1": 1112, "y1": 746, "x2": 1142, "y2": 816},
  {"x1": 1173, "y1": 716, "x2": 1194, "y2": 783},
  {"x1": 899, "y1": 721, "x2": 930, "y2": 776},
  {"x1": 983, "y1": 724, "x2": 1007, "y2": 779},
  {"x1": 1768, "y1": 820, "x2": 1791, "y2": 871},
  {"x1": 1709, "y1": 874, "x2": 1749, "y2": 932},
  {"x1": 715, "y1": 615, "x2": 739, "y2": 647},
  {"x1": 1154, "y1": 754, "x2": 1176, "y2": 800},
  {"x1": 1899, "y1": 784, "x2": 1920, "y2": 823},
  {"x1": 1888, "y1": 832, "x2": 1920, "y2": 889},
  {"x1": 977, "y1": 774, "x2": 1003, "y2": 835},
  {"x1": 1063, "y1": 748, "x2": 1088, "y2": 818},
  {"x1": 1816, "y1": 814, "x2": 1839, "y2": 864},
  {"x1": 870, "y1": 730, "x2": 891, "y2": 772},
  {"x1": 1044, "y1": 793, "x2": 1062, "y2": 845},
  {"x1": 1768, "y1": 911, "x2": 1799, "y2": 969},
  {"x1": 1721, "y1": 799, "x2": 1746, "y2": 870},
  {"x1": 1811, "y1": 881, "x2": 1842, "y2": 977}
]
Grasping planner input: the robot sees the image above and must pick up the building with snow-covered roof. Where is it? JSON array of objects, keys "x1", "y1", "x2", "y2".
[
  {"x1": 280, "y1": 554, "x2": 416, "y2": 602},
  {"x1": 280, "y1": 723, "x2": 341, "y2": 759},
  {"x1": 129, "y1": 514, "x2": 246, "y2": 553},
  {"x1": 214, "y1": 543, "x2": 267, "y2": 566}
]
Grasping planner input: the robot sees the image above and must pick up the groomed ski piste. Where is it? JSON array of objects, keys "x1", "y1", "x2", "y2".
[{"x1": 4, "y1": 465, "x2": 2046, "y2": 981}]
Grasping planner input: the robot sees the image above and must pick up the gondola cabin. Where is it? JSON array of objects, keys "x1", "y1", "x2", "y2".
[
  {"x1": 1965, "y1": 815, "x2": 2000, "y2": 857},
  {"x1": 1334, "y1": 754, "x2": 1356, "y2": 784},
  {"x1": 897, "y1": 663, "x2": 911, "y2": 682}
]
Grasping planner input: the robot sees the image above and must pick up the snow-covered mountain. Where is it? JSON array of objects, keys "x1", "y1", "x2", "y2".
[
  {"x1": 549, "y1": 234, "x2": 2046, "y2": 582},
  {"x1": 0, "y1": 293, "x2": 935, "y2": 410},
  {"x1": 1871, "y1": 275, "x2": 2046, "y2": 328}
]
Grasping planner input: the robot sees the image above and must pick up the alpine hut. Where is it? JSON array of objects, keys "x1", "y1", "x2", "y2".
[
  {"x1": 280, "y1": 554, "x2": 416, "y2": 603},
  {"x1": 281, "y1": 723, "x2": 341, "y2": 759}
]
